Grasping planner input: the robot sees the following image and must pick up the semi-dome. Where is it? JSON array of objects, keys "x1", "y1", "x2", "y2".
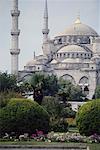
[
  {"x1": 56, "y1": 17, "x2": 98, "y2": 37},
  {"x1": 57, "y1": 45, "x2": 86, "y2": 53}
]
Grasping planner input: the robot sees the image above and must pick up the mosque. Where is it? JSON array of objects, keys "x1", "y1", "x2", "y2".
[{"x1": 10, "y1": 0, "x2": 100, "y2": 99}]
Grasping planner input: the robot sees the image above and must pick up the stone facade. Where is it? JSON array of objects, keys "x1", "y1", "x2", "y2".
[{"x1": 18, "y1": 0, "x2": 100, "y2": 99}]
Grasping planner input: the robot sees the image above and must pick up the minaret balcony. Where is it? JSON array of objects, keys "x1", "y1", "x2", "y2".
[
  {"x1": 11, "y1": 10, "x2": 20, "y2": 16},
  {"x1": 42, "y1": 29, "x2": 49, "y2": 34},
  {"x1": 11, "y1": 29, "x2": 20, "y2": 36},
  {"x1": 10, "y1": 49, "x2": 20, "y2": 55}
]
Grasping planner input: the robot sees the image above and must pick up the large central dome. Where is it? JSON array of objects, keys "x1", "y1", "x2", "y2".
[{"x1": 56, "y1": 17, "x2": 98, "y2": 37}]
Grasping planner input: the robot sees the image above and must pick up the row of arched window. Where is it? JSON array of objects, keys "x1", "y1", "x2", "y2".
[
  {"x1": 54, "y1": 36, "x2": 90, "y2": 45},
  {"x1": 54, "y1": 52, "x2": 92, "y2": 59}
]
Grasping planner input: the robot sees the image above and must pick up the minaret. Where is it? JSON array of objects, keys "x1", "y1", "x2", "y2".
[
  {"x1": 42, "y1": 0, "x2": 49, "y2": 43},
  {"x1": 42, "y1": 0, "x2": 50, "y2": 56},
  {"x1": 10, "y1": 0, "x2": 20, "y2": 77}
]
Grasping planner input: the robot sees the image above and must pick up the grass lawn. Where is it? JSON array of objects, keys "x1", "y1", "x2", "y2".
[{"x1": 0, "y1": 141, "x2": 99, "y2": 150}]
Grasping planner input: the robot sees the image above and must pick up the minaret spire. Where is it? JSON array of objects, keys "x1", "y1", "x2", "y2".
[
  {"x1": 42, "y1": 0, "x2": 49, "y2": 43},
  {"x1": 10, "y1": 0, "x2": 20, "y2": 77}
]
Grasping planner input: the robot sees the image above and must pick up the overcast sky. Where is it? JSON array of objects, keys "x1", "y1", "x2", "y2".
[{"x1": 0, "y1": 0, "x2": 100, "y2": 73}]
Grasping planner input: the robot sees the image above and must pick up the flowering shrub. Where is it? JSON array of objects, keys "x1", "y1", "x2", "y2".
[
  {"x1": 0, "y1": 131, "x2": 100, "y2": 143},
  {"x1": 47, "y1": 132, "x2": 100, "y2": 143},
  {"x1": 88, "y1": 134, "x2": 100, "y2": 143}
]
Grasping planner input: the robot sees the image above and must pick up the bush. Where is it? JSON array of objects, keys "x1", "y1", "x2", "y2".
[
  {"x1": 42, "y1": 96, "x2": 69, "y2": 132},
  {"x1": 0, "y1": 98, "x2": 50, "y2": 136},
  {"x1": 0, "y1": 91, "x2": 23, "y2": 108},
  {"x1": 76, "y1": 99, "x2": 100, "y2": 136},
  {"x1": 61, "y1": 107, "x2": 76, "y2": 118},
  {"x1": 50, "y1": 119, "x2": 68, "y2": 132}
]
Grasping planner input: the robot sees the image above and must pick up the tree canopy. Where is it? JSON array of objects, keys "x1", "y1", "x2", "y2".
[
  {"x1": 58, "y1": 78, "x2": 84, "y2": 103},
  {"x1": 29, "y1": 73, "x2": 59, "y2": 104},
  {"x1": 20, "y1": 73, "x2": 86, "y2": 104},
  {"x1": 0, "y1": 98, "x2": 50, "y2": 136},
  {"x1": 0, "y1": 72, "x2": 17, "y2": 92},
  {"x1": 76, "y1": 99, "x2": 100, "y2": 136}
]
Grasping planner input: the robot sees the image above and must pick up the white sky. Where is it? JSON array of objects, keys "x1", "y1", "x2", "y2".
[{"x1": 0, "y1": 0, "x2": 100, "y2": 73}]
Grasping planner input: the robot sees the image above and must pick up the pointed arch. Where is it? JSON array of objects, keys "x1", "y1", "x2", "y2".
[
  {"x1": 61, "y1": 74, "x2": 75, "y2": 84},
  {"x1": 79, "y1": 76, "x2": 89, "y2": 85}
]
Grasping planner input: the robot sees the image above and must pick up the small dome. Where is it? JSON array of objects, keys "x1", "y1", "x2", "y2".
[
  {"x1": 57, "y1": 45, "x2": 86, "y2": 53},
  {"x1": 56, "y1": 17, "x2": 98, "y2": 37}
]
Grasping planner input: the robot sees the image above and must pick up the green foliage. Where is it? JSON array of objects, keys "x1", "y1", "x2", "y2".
[
  {"x1": 58, "y1": 79, "x2": 84, "y2": 102},
  {"x1": 50, "y1": 119, "x2": 68, "y2": 132},
  {"x1": 0, "y1": 92, "x2": 9, "y2": 108},
  {"x1": 0, "y1": 73, "x2": 17, "y2": 92},
  {"x1": 0, "y1": 91, "x2": 23, "y2": 108},
  {"x1": 42, "y1": 74, "x2": 58, "y2": 96},
  {"x1": 61, "y1": 107, "x2": 76, "y2": 118},
  {"x1": 0, "y1": 98, "x2": 50, "y2": 135},
  {"x1": 58, "y1": 79, "x2": 72, "y2": 102},
  {"x1": 0, "y1": 73, "x2": 20, "y2": 108},
  {"x1": 95, "y1": 85, "x2": 100, "y2": 99},
  {"x1": 76, "y1": 99, "x2": 100, "y2": 136},
  {"x1": 23, "y1": 73, "x2": 85, "y2": 104},
  {"x1": 18, "y1": 82, "x2": 32, "y2": 93},
  {"x1": 42, "y1": 96, "x2": 62, "y2": 118},
  {"x1": 70, "y1": 85, "x2": 84, "y2": 101},
  {"x1": 42, "y1": 96, "x2": 76, "y2": 132},
  {"x1": 30, "y1": 73, "x2": 44, "y2": 104},
  {"x1": 29, "y1": 73, "x2": 59, "y2": 104}
]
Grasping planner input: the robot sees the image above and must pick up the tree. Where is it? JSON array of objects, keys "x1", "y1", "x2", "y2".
[
  {"x1": 0, "y1": 73, "x2": 22, "y2": 108},
  {"x1": 0, "y1": 72, "x2": 17, "y2": 92},
  {"x1": 0, "y1": 98, "x2": 50, "y2": 136},
  {"x1": 30, "y1": 73, "x2": 44, "y2": 104},
  {"x1": 30, "y1": 73, "x2": 59, "y2": 104},
  {"x1": 58, "y1": 78, "x2": 84, "y2": 103},
  {"x1": 58, "y1": 79, "x2": 73, "y2": 103},
  {"x1": 76, "y1": 99, "x2": 100, "y2": 136},
  {"x1": 94, "y1": 85, "x2": 100, "y2": 99},
  {"x1": 42, "y1": 96, "x2": 62, "y2": 118},
  {"x1": 42, "y1": 96, "x2": 69, "y2": 132},
  {"x1": 43, "y1": 74, "x2": 58, "y2": 96},
  {"x1": 61, "y1": 107, "x2": 76, "y2": 119},
  {"x1": 17, "y1": 82, "x2": 32, "y2": 94},
  {"x1": 70, "y1": 85, "x2": 84, "y2": 101}
]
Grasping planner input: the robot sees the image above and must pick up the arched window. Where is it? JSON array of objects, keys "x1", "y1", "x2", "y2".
[
  {"x1": 79, "y1": 76, "x2": 89, "y2": 85},
  {"x1": 77, "y1": 53, "x2": 79, "y2": 57},
  {"x1": 64, "y1": 53, "x2": 66, "y2": 57},
  {"x1": 59, "y1": 38, "x2": 62, "y2": 44},
  {"x1": 68, "y1": 53, "x2": 70, "y2": 57},
  {"x1": 72, "y1": 53, "x2": 74, "y2": 58},
  {"x1": 61, "y1": 74, "x2": 75, "y2": 85},
  {"x1": 79, "y1": 77, "x2": 89, "y2": 96}
]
